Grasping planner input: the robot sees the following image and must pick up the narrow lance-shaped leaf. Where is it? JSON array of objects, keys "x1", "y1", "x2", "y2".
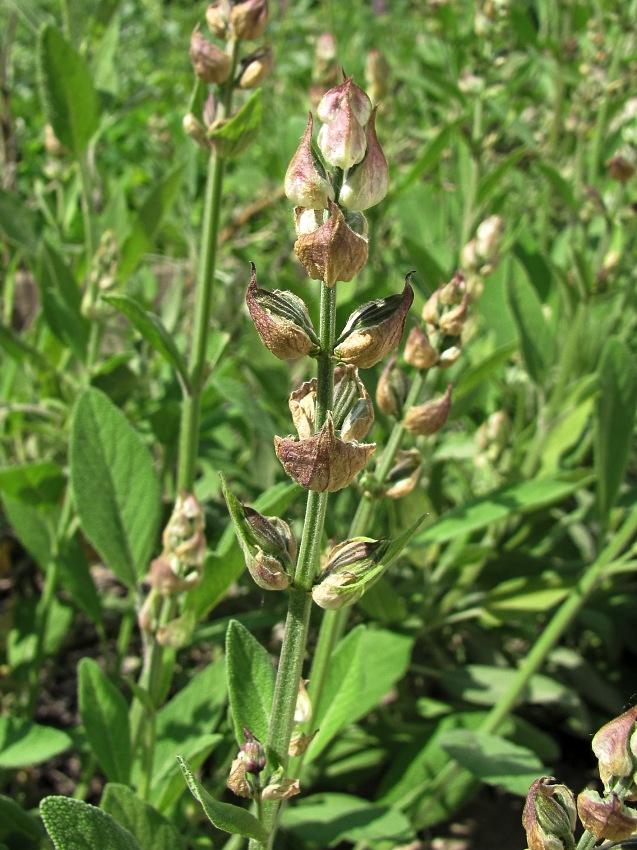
[
  {"x1": 37, "y1": 25, "x2": 100, "y2": 157},
  {"x1": 226, "y1": 619, "x2": 275, "y2": 746},
  {"x1": 178, "y1": 756, "x2": 269, "y2": 842},
  {"x1": 506, "y1": 266, "x2": 555, "y2": 385},
  {"x1": 40, "y1": 797, "x2": 142, "y2": 850}
]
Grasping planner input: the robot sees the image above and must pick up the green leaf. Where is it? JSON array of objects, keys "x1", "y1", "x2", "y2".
[
  {"x1": 281, "y1": 793, "x2": 414, "y2": 847},
  {"x1": 78, "y1": 658, "x2": 131, "y2": 784},
  {"x1": 0, "y1": 718, "x2": 72, "y2": 768},
  {"x1": 118, "y1": 164, "x2": 185, "y2": 281},
  {"x1": 178, "y1": 757, "x2": 268, "y2": 842},
  {"x1": 506, "y1": 263, "x2": 555, "y2": 384},
  {"x1": 56, "y1": 534, "x2": 104, "y2": 627},
  {"x1": 102, "y1": 294, "x2": 190, "y2": 391},
  {"x1": 70, "y1": 388, "x2": 161, "y2": 587},
  {"x1": 101, "y1": 785, "x2": 183, "y2": 850},
  {"x1": 307, "y1": 627, "x2": 412, "y2": 763},
  {"x1": 393, "y1": 120, "x2": 464, "y2": 198},
  {"x1": 437, "y1": 729, "x2": 546, "y2": 796},
  {"x1": 534, "y1": 161, "x2": 578, "y2": 210},
  {"x1": 208, "y1": 89, "x2": 262, "y2": 158},
  {"x1": 151, "y1": 658, "x2": 227, "y2": 789},
  {"x1": 37, "y1": 244, "x2": 89, "y2": 359},
  {"x1": 484, "y1": 575, "x2": 571, "y2": 614},
  {"x1": 0, "y1": 322, "x2": 51, "y2": 368},
  {"x1": 595, "y1": 338, "x2": 637, "y2": 522},
  {"x1": 415, "y1": 475, "x2": 588, "y2": 547},
  {"x1": 226, "y1": 620, "x2": 275, "y2": 746},
  {"x1": 37, "y1": 25, "x2": 100, "y2": 157},
  {"x1": 475, "y1": 148, "x2": 526, "y2": 207},
  {"x1": 40, "y1": 797, "x2": 142, "y2": 850},
  {"x1": 0, "y1": 794, "x2": 44, "y2": 846},
  {"x1": 0, "y1": 186, "x2": 40, "y2": 254}
]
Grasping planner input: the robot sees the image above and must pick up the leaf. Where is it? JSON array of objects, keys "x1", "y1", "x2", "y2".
[
  {"x1": 484, "y1": 575, "x2": 571, "y2": 614},
  {"x1": 595, "y1": 338, "x2": 637, "y2": 523},
  {"x1": 56, "y1": 534, "x2": 104, "y2": 627},
  {"x1": 226, "y1": 620, "x2": 275, "y2": 746},
  {"x1": 70, "y1": 388, "x2": 161, "y2": 587},
  {"x1": 506, "y1": 263, "x2": 555, "y2": 384},
  {"x1": 0, "y1": 794, "x2": 44, "y2": 845},
  {"x1": 393, "y1": 120, "x2": 463, "y2": 198},
  {"x1": 40, "y1": 797, "x2": 142, "y2": 850},
  {"x1": 0, "y1": 322, "x2": 51, "y2": 368},
  {"x1": 102, "y1": 294, "x2": 190, "y2": 391},
  {"x1": 0, "y1": 460, "x2": 65, "y2": 504},
  {"x1": 0, "y1": 186, "x2": 40, "y2": 254},
  {"x1": 306, "y1": 627, "x2": 412, "y2": 763},
  {"x1": 475, "y1": 148, "x2": 526, "y2": 207},
  {"x1": 101, "y1": 785, "x2": 183, "y2": 850},
  {"x1": 118, "y1": 165, "x2": 185, "y2": 281},
  {"x1": 414, "y1": 475, "x2": 588, "y2": 547},
  {"x1": 151, "y1": 658, "x2": 227, "y2": 789},
  {"x1": 281, "y1": 793, "x2": 414, "y2": 846},
  {"x1": 37, "y1": 25, "x2": 100, "y2": 157},
  {"x1": 78, "y1": 658, "x2": 131, "y2": 784},
  {"x1": 208, "y1": 90, "x2": 262, "y2": 158},
  {"x1": 37, "y1": 244, "x2": 89, "y2": 359},
  {"x1": 178, "y1": 757, "x2": 268, "y2": 842},
  {"x1": 534, "y1": 161, "x2": 578, "y2": 210},
  {"x1": 0, "y1": 718, "x2": 72, "y2": 768},
  {"x1": 437, "y1": 729, "x2": 546, "y2": 796}
]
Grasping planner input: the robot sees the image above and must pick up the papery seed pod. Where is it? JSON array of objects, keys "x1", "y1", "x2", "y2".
[
  {"x1": 384, "y1": 449, "x2": 422, "y2": 498},
  {"x1": 249, "y1": 550, "x2": 292, "y2": 591},
  {"x1": 592, "y1": 705, "x2": 637, "y2": 793},
  {"x1": 246, "y1": 263, "x2": 320, "y2": 359},
  {"x1": 439, "y1": 269, "x2": 466, "y2": 305},
  {"x1": 438, "y1": 345, "x2": 462, "y2": 369},
  {"x1": 274, "y1": 414, "x2": 375, "y2": 492},
  {"x1": 190, "y1": 30, "x2": 232, "y2": 84},
  {"x1": 206, "y1": 0, "x2": 230, "y2": 38},
  {"x1": 238, "y1": 46, "x2": 274, "y2": 89},
  {"x1": 261, "y1": 777, "x2": 300, "y2": 800},
  {"x1": 376, "y1": 355, "x2": 411, "y2": 417},
  {"x1": 294, "y1": 679, "x2": 312, "y2": 724},
  {"x1": 284, "y1": 114, "x2": 334, "y2": 209},
  {"x1": 244, "y1": 506, "x2": 295, "y2": 567},
  {"x1": 339, "y1": 108, "x2": 389, "y2": 211},
  {"x1": 289, "y1": 731, "x2": 317, "y2": 757},
  {"x1": 523, "y1": 777, "x2": 577, "y2": 850},
  {"x1": 404, "y1": 323, "x2": 438, "y2": 369},
  {"x1": 290, "y1": 365, "x2": 374, "y2": 443},
  {"x1": 241, "y1": 728, "x2": 267, "y2": 774},
  {"x1": 227, "y1": 757, "x2": 251, "y2": 797},
  {"x1": 334, "y1": 275, "x2": 414, "y2": 368},
  {"x1": 312, "y1": 569, "x2": 364, "y2": 609},
  {"x1": 294, "y1": 199, "x2": 368, "y2": 286},
  {"x1": 438, "y1": 295, "x2": 469, "y2": 336},
  {"x1": 230, "y1": 0, "x2": 268, "y2": 40},
  {"x1": 422, "y1": 287, "x2": 441, "y2": 326},
  {"x1": 312, "y1": 537, "x2": 388, "y2": 609},
  {"x1": 289, "y1": 380, "x2": 317, "y2": 439},
  {"x1": 577, "y1": 789, "x2": 637, "y2": 841},
  {"x1": 404, "y1": 384, "x2": 452, "y2": 436}
]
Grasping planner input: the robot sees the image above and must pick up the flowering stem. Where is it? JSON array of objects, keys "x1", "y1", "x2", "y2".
[{"x1": 252, "y1": 281, "x2": 337, "y2": 849}]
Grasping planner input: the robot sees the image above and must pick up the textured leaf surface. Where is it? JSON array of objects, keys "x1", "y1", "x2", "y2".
[
  {"x1": 40, "y1": 797, "x2": 142, "y2": 850},
  {"x1": 0, "y1": 718, "x2": 71, "y2": 769},
  {"x1": 78, "y1": 658, "x2": 131, "y2": 783},
  {"x1": 70, "y1": 388, "x2": 160, "y2": 586},
  {"x1": 226, "y1": 620, "x2": 275, "y2": 745},
  {"x1": 101, "y1": 784, "x2": 182, "y2": 850}
]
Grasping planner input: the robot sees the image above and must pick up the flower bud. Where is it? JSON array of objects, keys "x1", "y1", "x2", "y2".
[
  {"x1": 294, "y1": 199, "x2": 368, "y2": 286},
  {"x1": 439, "y1": 269, "x2": 466, "y2": 305},
  {"x1": 290, "y1": 365, "x2": 374, "y2": 443},
  {"x1": 206, "y1": 1, "x2": 230, "y2": 39},
  {"x1": 421, "y1": 287, "x2": 441, "y2": 325},
  {"x1": 404, "y1": 384, "x2": 452, "y2": 436},
  {"x1": 462, "y1": 214, "x2": 504, "y2": 274},
  {"x1": 438, "y1": 295, "x2": 469, "y2": 336},
  {"x1": 523, "y1": 777, "x2": 576, "y2": 850},
  {"x1": 317, "y1": 74, "x2": 372, "y2": 128},
  {"x1": 163, "y1": 493, "x2": 206, "y2": 568},
  {"x1": 238, "y1": 46, "x2": 274, "y2": 89},
  {"x1": 190, "y1": 30, "x2": 232, "y2": 84},
  {"x1": 438, "y1": 345, "x2": 462, "y2": 369},
  {"x1": 246, "y1": 263, "x2": 320, "y2": 359},
  {"x1": 312, "y1": 537, "x2": 388, "y2": 609},
  {"x1": 240, "y1": 728, "x2": 266, "y2": 774},
  {"x1": 334, "y1": 275, "x2": 414, "y2": 368},
  {"x1": 592, "y1": 704, "x2": 637, "y2": 792},
  {"x1": 317, "y1": 98, "x2": 367, "y2": 170},
  {"x1": 384, "y1": 449, "x2": 422, "y2": 499},
  {"x1": 404, "y1": 323, "x2": 438, "y2": 369},
  {"x1": 376, "y1": 355, "x2": 411, "y2": 417},
  {"x1": 244, "y1": 507, "x2": 296, "y2": 567},
  {"x1": 274, "y1": 414, "x2": 375, "y2": 492},
  {"x1": 577, "y1": 789, "x2": 637, "y2": 841},
  {"x1": 284, "y1": 114, "x2": 334, "y2": 209},
  {"x1": 339, "y1": 108, "x2": 389, "y2": 211},
  {"x1": 183, "y1": 113, "x2": 210, "y2": 150},
  {"x1": 230, "y1": 0, "x2": 268, "y2": 40}
]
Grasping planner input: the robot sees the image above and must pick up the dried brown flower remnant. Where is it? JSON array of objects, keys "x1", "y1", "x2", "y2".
[
  {"x1": 294, "y1": 199, "x2": 368, "y2": 286},
  {"x1": 274, "y1": 415, "x2": 375, "y2": 492},
  {"x1": 403, "y1": 384, "x2": 452, "y2": 436},
  {"x1": 335, "y1": 276, "x2": 414, "y2": 368},
  {"x1": 404, "y1": 323, "x2": 438, "y2": 369},
  {"x1": 577, "y1": 789, "x2": 637, "y2": 841},
  {"x1": 284, "y1": 113, "x2": 334, "y2": 209},
  {"x1": 190, "y1": 30, "x2": 232, "y2": 83},
  {"x1": 290, "y1": 365, "x2": 374, "y2": 443},
  {"x1": 523, "y1": 777, "x2": 576, "y2": 850},
  {"x1": 592, "y1": 704, "x2": 637, "y2": 794},
  {"x1": 376, "y1": 355, "x2": 410, "y2": 418},
  {"x1": 230, "y1": 0, "x2": 268, "y2": 40}
]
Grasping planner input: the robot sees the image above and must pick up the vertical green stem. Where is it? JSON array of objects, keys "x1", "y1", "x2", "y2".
[{"x1": 253, "y1": 282, "x2": 337, "y2": 849}]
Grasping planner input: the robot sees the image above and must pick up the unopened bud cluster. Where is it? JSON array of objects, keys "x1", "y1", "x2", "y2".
[
  {"x1": 185, "y1": 0, "x2": 272, "y2": 152},
  {"x1": 139, "y1": 494, "x2": 206, "y2": 646},
  {"x1": 227, "y1": 727, "x2": 300, "y2": 801}
]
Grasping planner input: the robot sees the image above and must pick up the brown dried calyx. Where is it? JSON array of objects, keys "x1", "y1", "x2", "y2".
[
  {"x1": 246, "y1": 263, "x2": 320, "y2": 360},
  {"x1": 334, "y1": 274, "x2": 414, "y2": 368},
  {"x1": 275, "y1": 413, "x2": 375, "y2": 492},
  {"x1": 403, "y1": 384, "x2": 453, "y2": 436},
  {"x1": 189, "y1": 30, "x2": 232, "y2": 84},
  {"x1": 293, "y1": 198, "x2": 368, "y2": 286}
]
